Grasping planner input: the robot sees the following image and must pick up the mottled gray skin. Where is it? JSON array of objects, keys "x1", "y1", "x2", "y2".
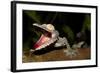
[
  {"x1": 31, "y1": 24, "x2": 84, "y2": 58},
  {"x1": 54, "y1": 31, "x2": 79, "y2": 58}
]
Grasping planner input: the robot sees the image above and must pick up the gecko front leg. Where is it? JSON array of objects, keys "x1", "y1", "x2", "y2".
[{"x1": 55, "y1": 37, "x2": 79, "y2": 58}]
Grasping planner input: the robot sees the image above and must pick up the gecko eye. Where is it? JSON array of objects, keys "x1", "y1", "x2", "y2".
[{"x1": 46, "y1": 24, "x2": 55, "y2": 32}]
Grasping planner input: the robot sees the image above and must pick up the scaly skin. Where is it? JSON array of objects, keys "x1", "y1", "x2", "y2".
[{"x1": 30, "y1": 23, "x2": 84, "y2": 58}]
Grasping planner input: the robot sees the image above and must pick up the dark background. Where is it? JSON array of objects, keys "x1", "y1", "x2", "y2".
[{"x1": 23, "y1": 10, "x2": 91, "y2": 51}]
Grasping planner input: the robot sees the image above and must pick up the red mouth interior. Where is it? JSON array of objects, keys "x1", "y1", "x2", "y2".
[{"x1": 33, "y1": 34, "x2": 51, "y2": 49}]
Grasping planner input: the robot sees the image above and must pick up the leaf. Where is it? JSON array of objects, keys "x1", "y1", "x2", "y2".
[
  {"x1": 25, "y1": 11, "x2": 41, "y2": 23},
  {"x1": 62, "y1": 25, "x2": 75, "y2": 43},
  {"x1": 82, "y1": 15, "x2": 91, "y2": 31}
]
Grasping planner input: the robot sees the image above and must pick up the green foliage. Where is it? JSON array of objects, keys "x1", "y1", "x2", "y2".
[
  {"x1": 25, "y1": 11, "x2": 41, "y2": 23},
  {"x1": 82, "y1": 15, "x2": 91, "y2": 31},
  {"x1": 62, "y1": 25, "x2": 75, "y2": 44},
  {"x1": 23, "y1": 11, "x2": 91, "y2": 51}
]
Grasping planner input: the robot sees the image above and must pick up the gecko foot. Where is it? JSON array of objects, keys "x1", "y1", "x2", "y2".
[{"x1": 63, "y1": 49, "x2": 79, "y2": 58}]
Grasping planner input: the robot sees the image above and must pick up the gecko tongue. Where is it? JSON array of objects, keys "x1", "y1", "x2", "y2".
[{"x1": 33, "y1": 34, "x2": 50, "y2": 50}]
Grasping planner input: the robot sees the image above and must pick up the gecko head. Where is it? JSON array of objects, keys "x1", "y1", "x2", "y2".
[{"x1": 31, "y1": 23, "x2": 57, "y2": 52}]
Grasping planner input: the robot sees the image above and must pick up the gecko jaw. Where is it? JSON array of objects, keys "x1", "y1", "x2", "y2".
[
  {"x1": 33, "y1": 34, "x2": 51, "y2": 50},
  {"x1": 32, "y1": 24, "x2": 56, "y2": 51}
]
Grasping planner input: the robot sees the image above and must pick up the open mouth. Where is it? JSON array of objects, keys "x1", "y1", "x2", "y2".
[
  {"x1": 33, "y1": 33, "x2": 51, "y2": 50},
  {"x1": 32, "y1": 24, "x2": 57, "y2": 51}
]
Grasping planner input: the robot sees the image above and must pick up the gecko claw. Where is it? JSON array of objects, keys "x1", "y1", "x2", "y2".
[{"x1": 64, "y1": 49, "x2": 79, "y2": 58}]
